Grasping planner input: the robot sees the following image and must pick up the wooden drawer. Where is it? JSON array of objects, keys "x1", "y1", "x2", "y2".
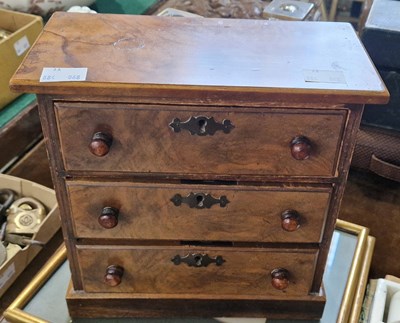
[
  {"x1": 67, "y1": 181, "x2": 331, "y2": 243},
  {"x1": 77, "y1": 245, "x2": 318, "y2": 296},
  {"x1": 55, "y1": 102, "x2": 346, "y2": 178}
]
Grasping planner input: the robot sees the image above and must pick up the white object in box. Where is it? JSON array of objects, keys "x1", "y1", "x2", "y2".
[
  {"x1": 0, "y1": 0, "x2": 95, "y2": 16},
  {"x1": 370, "y1": 279, "x2": 400, "y2": 323},
  {"x1": 0, "y1": 174, "x2": 60, "y2": 298},
  {"x1": 0, "y1": 8, "x2": 43, "y2": 109}
]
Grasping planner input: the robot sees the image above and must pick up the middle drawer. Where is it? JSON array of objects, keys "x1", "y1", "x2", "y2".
[{"x1": 67, "y1": 181, "x2": 331, "y2": 243}]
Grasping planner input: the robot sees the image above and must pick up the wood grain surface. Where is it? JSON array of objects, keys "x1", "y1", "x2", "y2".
[
  {"x1": 66, "y1": 281, "x2": 325, "y2": 319},
  {"x1": 18, "y1": 13, "x2": 386, "y2": 319},
  {"x1": 67, "y1": 181, "x2": 331, "y2": 243},
  {"x1": 10, "y1": 13, "x2": 388, "y2": 104},
  {"x1": 76, "y1": 245, "x2": 318, "y2": 295},
  {"x1": 55, "y1": 102, "x2": 345, "y2": 178}
]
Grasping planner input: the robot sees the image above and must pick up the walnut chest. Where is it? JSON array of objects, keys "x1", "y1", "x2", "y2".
[{"x1": 10, "y1": 12, "x2": 388, "y2": 319}]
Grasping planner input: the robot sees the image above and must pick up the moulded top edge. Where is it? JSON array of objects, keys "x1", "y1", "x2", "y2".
[{"x1": 10, "y1": 12, "x2": 389, "y2": 105}]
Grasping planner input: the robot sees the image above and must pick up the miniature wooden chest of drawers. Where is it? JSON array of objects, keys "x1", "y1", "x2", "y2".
[{"x1": 10, "y1": 12, "x2": 388, "y2": 319}]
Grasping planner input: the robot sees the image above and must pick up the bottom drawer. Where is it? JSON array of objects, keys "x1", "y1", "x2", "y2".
[{"x1": 77, "y1": 246, "x2": 318, "y2": 296}]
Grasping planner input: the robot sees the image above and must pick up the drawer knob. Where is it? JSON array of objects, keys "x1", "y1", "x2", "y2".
[
  {"x1": 271, "y1": 268, "x2": 290, "y2": 290},
  {"x1": 89, "y1": 132, "x2": 113, "y2": 157},
  {"x1": 98, "y1": 207, "x2": 119, "y2": 229},
  {"x1": 290, "y1": 136, "x2": 312, "y2": 160},
  {"x1": 104, "y1": 265, "x2": 124, "y2": 287},
  {"x1": 281, "y1": 209, "x2": 300, "y2": 232}
]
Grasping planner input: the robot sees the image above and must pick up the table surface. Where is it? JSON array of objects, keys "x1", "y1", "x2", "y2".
[
  {"x1": 10, "y1": 13, "x2": 388, "y2": 104},
  {"x1": 22, "y1": 229, "x2": 356, "y2": 323}
]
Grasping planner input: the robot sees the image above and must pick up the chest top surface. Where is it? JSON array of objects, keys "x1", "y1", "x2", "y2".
[{"x1": 10, "y1": 12, "x2": 388, "y2": 104}]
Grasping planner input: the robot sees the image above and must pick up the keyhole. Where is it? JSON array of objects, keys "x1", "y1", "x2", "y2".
[
  {"x1": 198, "y1": 119, "x2": 207, "y2": 134},
  {"x1": 194, "y1": 255, "x2": 203, "y2": 266},
  {"x1": 196, "y1": 194, "x2": 204, "y2": 208}
]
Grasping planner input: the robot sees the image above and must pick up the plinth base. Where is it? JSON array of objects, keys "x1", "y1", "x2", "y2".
[{"x1": 66, "y1": 282, "x2": 326, "y2": 320}]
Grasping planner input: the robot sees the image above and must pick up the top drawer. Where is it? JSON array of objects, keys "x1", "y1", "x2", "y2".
[{"x1": 55, "y1": 102, "x2": 346, "y2": 178}]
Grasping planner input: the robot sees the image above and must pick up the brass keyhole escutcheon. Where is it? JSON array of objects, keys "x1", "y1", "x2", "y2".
[
  {"x1": 169, "y1": 116, "x2": 234, "y2": 136},
  {"x1": 171, "y1": 253, "x2": 225, "y2": 267},
  {"x1": 170, "y1": 192, "x2": 229, "y2": 209},
  {"x1": 196, "y1": 194, "x2": 204, "y2": 208},
  {"x1": 194, "y1": 255, "x2": 203, "y2": 266},
  {"x1": 198, "y1": 119, "x2": 207, "y2": 134}
]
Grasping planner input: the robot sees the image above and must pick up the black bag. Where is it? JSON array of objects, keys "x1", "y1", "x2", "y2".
[
  {"x1": 352, "y1": 126, "x2": 400, "y2": 182},
  {"x1": 362, "y1": 70, "x2": 400, "y2": 131},
  {"x1": 353, "y1": 0, "x2": 400, "y2": 181}
]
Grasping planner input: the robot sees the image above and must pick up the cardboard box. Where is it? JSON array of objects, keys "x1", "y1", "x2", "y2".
[
  {"x1": 0, "y1": 9, "x2": 43, "y2": 109},
  {"x1": 0, "y1": 174, "x2": 60, "y2": 298}
]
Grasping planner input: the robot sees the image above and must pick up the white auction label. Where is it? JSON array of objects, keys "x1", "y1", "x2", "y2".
[
  {"x1": 303, "y1": 69, "x2": 346, "y2": 84},
  {"x1": 14, "y1": 35, "x2": 30, "y2": 56},
  {"x1": 40, "y1": 67, "x2": 88, "y2": 82}
]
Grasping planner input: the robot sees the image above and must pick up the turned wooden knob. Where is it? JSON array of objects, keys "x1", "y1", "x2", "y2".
[
  {"x1": 98, "y1": 207, "x2": 119, "y2": 229},
  {"x1": 271, "y1": 268, "x2": 289, "y2": 290},
  {"x1": 89, "y1": 132, "x2": 113, "y2": 157},
  {"x1": 281, "y1": 209, "x2": 300, "y2": 232},
  {"x1": 104, "y1": 265, "x2": 124, "y2": 287},
  {"x1": 290, "y1": 136, "x2": 312, "y2": 160}
]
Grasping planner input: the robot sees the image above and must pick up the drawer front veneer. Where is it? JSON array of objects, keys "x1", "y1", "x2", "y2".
[
  {"x1": 55, "y1": 103, "x2": 346, "y2": 178},
  {"x1": 77, "y1": 246, "x2": 318, "y2": 296},
  {"x1": 67, "y1": 182, "x2": 331, "y2": 243}
]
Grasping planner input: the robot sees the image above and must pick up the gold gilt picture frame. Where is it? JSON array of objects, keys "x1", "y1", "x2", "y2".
[
  {"x1": 335, "y1": 219, "x2": 375, "y2": 323},
  {"x1": 3, "y1": 245, "x2": 66, "y2": 323},
  {"x1": 4, "y1": 219, "x2": 375, "y2": 323}
]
